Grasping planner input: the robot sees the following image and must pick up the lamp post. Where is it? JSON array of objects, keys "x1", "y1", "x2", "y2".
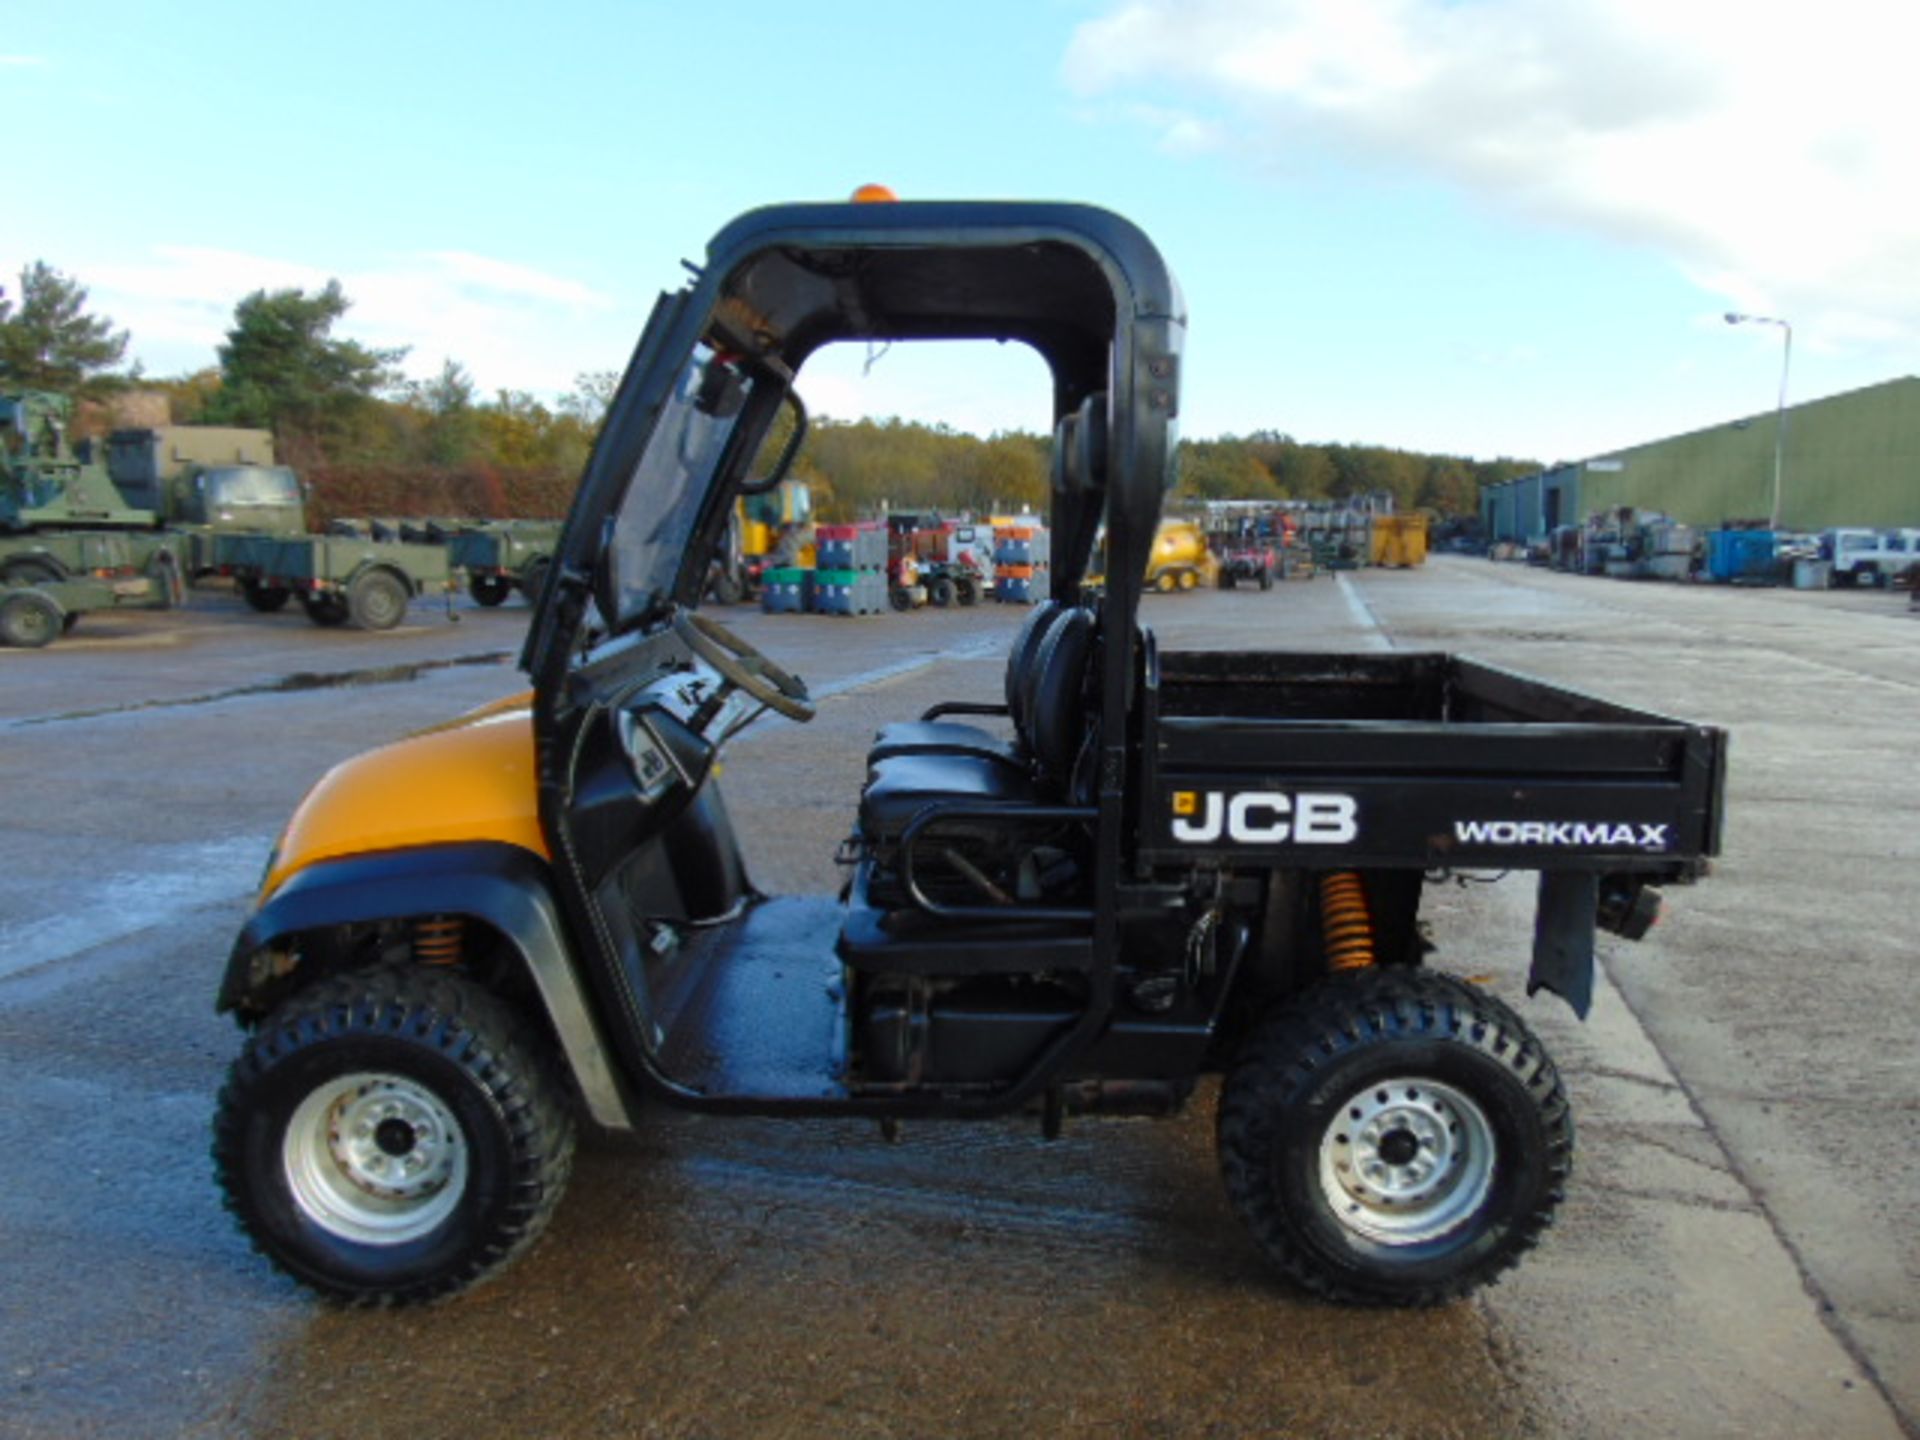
[{"x1": 1724, "y1": 312, "x2": 1792, "y2": 530}]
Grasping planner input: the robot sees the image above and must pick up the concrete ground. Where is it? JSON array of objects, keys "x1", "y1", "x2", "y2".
[{"x1": 0, "y1": 565, "x2": 1911, "y2": 1439}]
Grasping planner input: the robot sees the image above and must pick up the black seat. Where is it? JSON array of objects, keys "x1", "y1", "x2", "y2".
[
  {"x1": 859, "y1": 606, "x2": 1096, "y2": 848},
  {"x1": 866, "y1": 392, "x2": 1107, "y2": 774},
  {"x1": 866, "y1": 600, "x2": 1065, "y2": 769}
]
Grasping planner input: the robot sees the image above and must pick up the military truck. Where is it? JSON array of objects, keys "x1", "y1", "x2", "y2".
[
  {"x1": 210, "y1": 199, "x2": 1727, "y2": 1311},
  {"x1": 0, "y1": 392, "x2": 183, "y2": 583},
  {"x1": 0, "y1": 393, "x2": 186, "y2": 644},
  {"x1": 2, "y1": 392, "x2": 460, "y2": 630}
]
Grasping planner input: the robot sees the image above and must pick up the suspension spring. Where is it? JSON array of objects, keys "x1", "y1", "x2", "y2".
[
  {"x1": 1319, "y1": 871, "x2": 1377, "y2": 971},
  {"x1": 413, "y1": 915, "x2": 465, "y2": 966}
]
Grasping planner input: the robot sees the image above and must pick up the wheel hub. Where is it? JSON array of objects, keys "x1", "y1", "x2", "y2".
[
  {"x1": 1318, "y1": 1077, "x2": 1496, "y2": 1246},
  {"x1": 284, "y1": 1072, "x2": 468, "y2": 1244}
]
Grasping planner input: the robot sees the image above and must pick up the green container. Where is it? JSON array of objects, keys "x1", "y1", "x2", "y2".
[
  {"x1": 765, "y1": 566, "x2": 812, "y2": 585},
  {"x1": 814, "y1": 568, "x2": 859, "y2": 586}
]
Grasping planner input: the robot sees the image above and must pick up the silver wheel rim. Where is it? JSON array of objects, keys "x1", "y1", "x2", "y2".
[
  {"x1": 1318, "y1": 1076, "x2": 1496, "y2": 1246},
  {"x1": 284, "y1": 1072, "x2": 468, "y2": 1246}
]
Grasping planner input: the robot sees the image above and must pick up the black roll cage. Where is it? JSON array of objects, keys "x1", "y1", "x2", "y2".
[{"x1": 520, "y1": 202, "x2": 1187, "y2": 1116}]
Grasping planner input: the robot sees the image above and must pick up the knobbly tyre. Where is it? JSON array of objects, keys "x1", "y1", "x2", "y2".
[{"x1": 211, "y1": 200, "x2": 1727, "y2": 1308}]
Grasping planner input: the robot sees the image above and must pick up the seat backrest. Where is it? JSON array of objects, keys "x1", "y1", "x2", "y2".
[
  {"x1": 1050, "y1": 393, "x2": 1107, "y2": 496},
  {"x1": 1024, "y1": 606, "x2": 1096, "y2": 781},
  {"x1": 1004, "y1": 599, "x2": 1065, "y2": 739}
]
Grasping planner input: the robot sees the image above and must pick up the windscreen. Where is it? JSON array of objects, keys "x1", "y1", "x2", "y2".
[
  {"x1": 204, "y1": 466, "x2": 300, "y2": 506},
  {"x1": 605, "y1": 345, "x2": 752, "y2": 626}
]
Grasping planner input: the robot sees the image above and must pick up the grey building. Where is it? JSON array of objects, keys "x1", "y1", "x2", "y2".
[{"x1": 1483, "y1": 376, "x2": 1920, "y2": 541}]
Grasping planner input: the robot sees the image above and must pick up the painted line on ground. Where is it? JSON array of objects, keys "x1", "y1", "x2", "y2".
[{"x1": 1334, "y1": 573, "x2": 1394, "y2": 650}]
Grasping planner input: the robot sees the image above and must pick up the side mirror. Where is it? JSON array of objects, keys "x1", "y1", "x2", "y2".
[
  {"x1": 738, "y1": 389, "x2": 809, "y2": 496},
  {"x1": 695, "y1": 358, "x2": 746, "y2": 418}
]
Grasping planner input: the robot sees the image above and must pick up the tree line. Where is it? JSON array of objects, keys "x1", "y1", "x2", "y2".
[{"x1": 1, "y1": 261, "x2": 1535, "y2": 522}]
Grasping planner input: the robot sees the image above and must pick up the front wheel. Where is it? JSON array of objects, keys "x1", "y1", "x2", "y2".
[
  {"x1": 927, "y1": 576, "x2": 956, "y2": 608},
  {"x1": 1218, "y1": 968, "x2": 1571, "y2": 1306},
  {"x1": 520, "y1": 559, "x2": 550, "y2": 605},
  {"x1": 213, "y1": 965, "x2": 575, "y2": 1305},
  {"x1": 468, "y1": 574, "x2": 511, "y2": 607}
]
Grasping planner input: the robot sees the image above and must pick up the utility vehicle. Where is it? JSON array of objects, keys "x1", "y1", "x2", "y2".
[{"x1": 212, "y1": 200, "x2": 1726, "y2": 1308}]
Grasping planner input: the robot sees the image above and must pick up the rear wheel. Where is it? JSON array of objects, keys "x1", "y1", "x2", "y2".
[
  {"x1": 241, "y1": 579, "x2": 292, "y2": 613},
  {"x1": 302, "y1": 592, "x2": 350, "y2": 628},
  {"x1": 888, "y1": 586, "x2": 911, "y2": 612},
  {"x1": 0, "y1": 590, "x2": 63, "y2": 648},
  {"x1": 1177, "y1": 568, "x2": 1199, "y2": 591},
  {"x1": 1218, "y1": 968, "x2": 1571, "y2": 1306},
  {"x1": 348, "y1": 569, "x2": 410, "y2": 631},
  {"x1": 1153, "y1": 571, "x2": 1177, "y2": 593},
  {"x1": 468, "y1": 574, "x2": 511, "y2": 607},
  {"x1": 928, "y1": 576, "x2": 956, "y2": 608},
  {"x1": 1259, "y1": 566, "x2": 1274, "y2": 591},
  {"x1": 955, "y1": 576, "x2": 979, "y2": 607},
  {"x1": 213, "y1": 964, "x2": 575, "y2": 1306}
]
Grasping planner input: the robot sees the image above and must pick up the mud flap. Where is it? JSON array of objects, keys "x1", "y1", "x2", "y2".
[{"x1": 1529, "y1": 871, "x2": 1597, "y2": 1018}]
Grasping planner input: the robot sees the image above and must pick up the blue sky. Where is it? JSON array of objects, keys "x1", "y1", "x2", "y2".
[{"x1": 6, "y1": 0, "x2": 1914, "y2": 465}]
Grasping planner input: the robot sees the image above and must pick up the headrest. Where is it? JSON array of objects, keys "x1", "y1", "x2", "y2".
[
  {"x1": 1050, "y1": 392, "x2": 1108, "y2": 496},
  {"x1": 1072, "y1": 392, "x2": 1108, "y2": 493},
  {"x1": 1049, "y1": 411, "x2": 1082, "y2": 496}
]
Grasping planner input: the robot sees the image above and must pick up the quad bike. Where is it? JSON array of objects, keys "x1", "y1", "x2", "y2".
[{"x1": 212, "y1": 200, "x2": 1725, "y2": 1308}]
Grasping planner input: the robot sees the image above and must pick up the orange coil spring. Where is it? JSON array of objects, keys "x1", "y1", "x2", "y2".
[
  {"x1": 1319, "y1": 871, "x2": 1377, "y2": 971},
  {"x1": 414, "y1": 915, "x2": 465, "y2": 966}
]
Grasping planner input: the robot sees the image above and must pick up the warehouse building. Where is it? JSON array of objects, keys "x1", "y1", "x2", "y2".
[{"x1": 1482, "y1": 376, "x2": 1920, "y2": 542}]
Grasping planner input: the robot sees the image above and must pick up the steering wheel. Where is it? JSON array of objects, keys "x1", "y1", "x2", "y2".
[{"x1": 671, "y1": 608, "x2": 816, "y2": 722}]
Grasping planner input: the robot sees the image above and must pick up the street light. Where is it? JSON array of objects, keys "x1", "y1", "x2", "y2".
[{"x1": 1724, "y1": 311, "x2": 1793, "y2": 530}]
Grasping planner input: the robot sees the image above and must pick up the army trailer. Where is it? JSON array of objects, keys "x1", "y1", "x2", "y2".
[{"x1": 442, "y1": 520, "x2": 562, "y2": 607}]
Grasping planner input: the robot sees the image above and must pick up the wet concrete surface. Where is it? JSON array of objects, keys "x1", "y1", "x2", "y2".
[{"x1": 0, "y1": 566, "x2": 1911, "y2": 1438}]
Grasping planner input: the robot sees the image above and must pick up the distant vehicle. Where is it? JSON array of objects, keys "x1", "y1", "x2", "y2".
[
  {"x1": 1820, "y1": 528, "x2": 1918, "y2": 587},
  {"x1": 1145, "y1": 519, "x2": 1217, "y2": 592}
]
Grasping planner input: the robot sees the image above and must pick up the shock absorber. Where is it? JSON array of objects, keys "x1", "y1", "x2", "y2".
[
  {"x1": 413, "y1": 915, "x2": 465, "y2": 966},
  {"x1": 1319, "y1": 871, "x2": 1377, "y2": 971}
]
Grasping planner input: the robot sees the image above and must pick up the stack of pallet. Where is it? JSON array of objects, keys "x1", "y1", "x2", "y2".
[
  {"x1": 760, "y1": 567, "x2": 812, "y2": 613},
  {"x1": 810, "y1": 523, "x2": 888, "y2": 615},
  {"x1": 993, "y1": 522, "x2": 1049, "y2": 604}
]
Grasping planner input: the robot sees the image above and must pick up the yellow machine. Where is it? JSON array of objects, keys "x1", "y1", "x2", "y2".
[
  {"x1": 713, "y1": 478, "x2": 813, "y2": 601},
  {"x1": 1144, "y1": 519, "x2": 1218, "y2": 592},
  {"x1": 1370, "y1": 513, "x2": 1431, "y2": 569}
]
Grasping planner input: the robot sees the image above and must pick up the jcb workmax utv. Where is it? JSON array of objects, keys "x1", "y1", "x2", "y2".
[{"x1": 213, "y1": 201, "x2": 1726, "y2": 1307}]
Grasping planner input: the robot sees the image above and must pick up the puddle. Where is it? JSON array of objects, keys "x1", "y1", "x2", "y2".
[{"x1": 11, "y1": 650, "x2": 517, "y2": 729}]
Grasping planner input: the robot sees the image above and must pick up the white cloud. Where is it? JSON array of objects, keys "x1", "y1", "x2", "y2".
[
  {"x1": 56, "y1": 247, "x2": 624, "y2": 397},
  {"x1": 1066, "y1": 0, "x2": 1920, "y2": 344}
]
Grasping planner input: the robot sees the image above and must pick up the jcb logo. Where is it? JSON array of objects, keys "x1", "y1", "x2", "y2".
[{"x1": 1170, "y1": 790, "x2": 1359, "y2": 845}]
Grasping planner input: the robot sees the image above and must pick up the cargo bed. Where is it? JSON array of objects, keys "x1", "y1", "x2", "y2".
[{"x1": 1142, "y1": 649, "x2": 1725, "y2": 875}]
